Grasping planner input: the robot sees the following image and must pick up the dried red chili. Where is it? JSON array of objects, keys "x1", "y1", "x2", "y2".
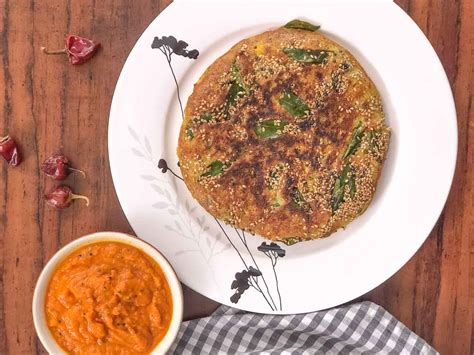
[
  {"x1": 41, "y1": 35, "x2": 100, "y2": 65},
  {"x1": 41, "y1": 154, "x2": 85, "y2": 180},
  {"x1": 45, "y1": 185, "x2": 89, "y2": 209},
  {"x1": 0, "y1": 135, "x2": 21, "y2": 166}
]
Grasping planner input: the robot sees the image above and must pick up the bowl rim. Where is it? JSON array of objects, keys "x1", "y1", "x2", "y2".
[{"x1": 32, "y1": 231, "x2": 183, "y2": 354}]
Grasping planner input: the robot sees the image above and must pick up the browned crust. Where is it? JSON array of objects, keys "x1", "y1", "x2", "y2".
[{"x1": 177, "y1": 26, "x2": 390, "y2": 242}]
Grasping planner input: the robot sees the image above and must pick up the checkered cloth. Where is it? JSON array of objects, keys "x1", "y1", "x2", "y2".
[{"x1": 169, "y1": 301, "x2": 437, "y2": 354}]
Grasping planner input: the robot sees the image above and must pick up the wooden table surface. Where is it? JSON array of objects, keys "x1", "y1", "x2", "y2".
[{"x1": 0, "y1": 0, "x2": 471, "y2": 354}]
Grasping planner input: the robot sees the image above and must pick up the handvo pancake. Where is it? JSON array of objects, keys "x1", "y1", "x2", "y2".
[{"x1": 177, "y1": 20, "x2": 390, "y2": 244}]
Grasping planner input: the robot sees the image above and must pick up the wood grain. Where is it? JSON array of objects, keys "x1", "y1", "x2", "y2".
[
  {"x1": 362, "y1": 1, "x2": 473, "y2": 354},
  {"x1": 0, "y1": 1, "x2": 471, "y2": 354}
]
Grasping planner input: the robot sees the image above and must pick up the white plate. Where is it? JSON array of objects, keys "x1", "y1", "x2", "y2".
[{"x1": 108, "y1": 0, "x2": 456, "y2": 314}]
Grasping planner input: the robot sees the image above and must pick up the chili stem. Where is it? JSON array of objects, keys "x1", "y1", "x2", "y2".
[
  {"x1": 71, "y1": 193, "x2": 90, "y2": 206},
  {"x1": 41, "y1": 47, "x2": 67, "y2": 55},
  {"x1": 69, "y1": 167, "x2": 86, "y2": 178}
]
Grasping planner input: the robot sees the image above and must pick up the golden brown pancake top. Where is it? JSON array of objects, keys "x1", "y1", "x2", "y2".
[{"x1": 177, "y1": 22, "x2": 390, "y2": 244}]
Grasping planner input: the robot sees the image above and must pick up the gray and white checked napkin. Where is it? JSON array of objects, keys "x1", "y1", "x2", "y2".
[{"x1": 170, "y1": 301, "x2": 437, "y2": 354}]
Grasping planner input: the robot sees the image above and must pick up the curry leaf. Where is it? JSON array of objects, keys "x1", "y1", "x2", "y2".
[
  {"x1": 290, "y1": 187, "x2": 309, "y2": 211},
  {"x1": 186, "y1": 113, "x2": 212, "y2": 139},
  {"x1": 292, "y1": 188, "x2": 305, "y2": 205},
  {"x1": 284, "y1": 19, "x2": 320, "y2": 32},
  {"x1": 254, "y1": 119, "x2": 288, "y2": 138},
  {"x1": 331, "y1": 177, "x2": 344, "y2": 213},
  {"x1": 185, "y1": 127, "x2": 194, "y2": 139},
  {"x1": 283, "y1": 48, "x2": 330, "y2": 64},
  {"x1": 225, "y1": 61, "x2": 250, "y2": 111},
  {"x1": 227, "y1": 82, "x2": 246, "y2": 107},
  {"x1": 342, "y1": 122, "x2": 364, "y2": 160},
  {"x1": 348, "y1": 174, "x2": 356, "y2": 198},
  {"x1": 365, "y1": 130, "x2": 375, "y2": 144},
  {"x1": 231, "y1": 61, "x2": 242, "y2": 83},
  {"x1": 279, "y1": 91, "x2": 309, "y2": 116},
  {"x1": 331, "y1": 164, "x2": 356, "y2": 212},
  {"x1": 201, "y1": 160, "x2": 226, "y2": 178},
  {"x1": 278, "y1": 237, "x2": 303, "y2": 246},
  {"x1": 200, "y1": 112, "x2": 213, "y2": 122}
]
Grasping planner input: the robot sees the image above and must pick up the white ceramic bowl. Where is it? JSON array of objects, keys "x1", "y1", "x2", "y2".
[{"x1": 32, "y1": 232, "x2": 183, "y2": 354}]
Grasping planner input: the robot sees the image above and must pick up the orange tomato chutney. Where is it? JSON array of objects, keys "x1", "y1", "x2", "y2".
[{"x1": 45, "y1": 241, "x2": 173, "y2": 354}]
